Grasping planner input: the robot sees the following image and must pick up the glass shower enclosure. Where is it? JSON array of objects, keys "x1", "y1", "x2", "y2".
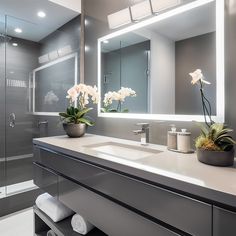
[{"x1": 0, "y1": 3, "x2": 80, "y2": 199}]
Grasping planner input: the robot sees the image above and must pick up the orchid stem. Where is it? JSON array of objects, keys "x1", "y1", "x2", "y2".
[{"x1": 199, "y1": 80, "x2": 212, "y2": 127}]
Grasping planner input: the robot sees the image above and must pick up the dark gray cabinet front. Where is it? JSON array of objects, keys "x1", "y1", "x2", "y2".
[
  {"x1": 58, "y1": 176, "x2": 180, "y2": 236},
  {"x1": 34, "y1": 146, "x2": 212, "y2": 236},
  {"x1": 213, "y1": 206, "x2": 236, "y2": 236},
  {"x1": 33, "y1": 163, "x2": 58, "y2": 198}
]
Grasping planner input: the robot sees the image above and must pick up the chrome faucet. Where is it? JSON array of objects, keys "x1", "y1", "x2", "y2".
[{"x1": 133, "y1": 123, "x2": 149, "y2": 146}]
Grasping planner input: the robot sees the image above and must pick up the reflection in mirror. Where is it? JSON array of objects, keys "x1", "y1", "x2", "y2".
[
  {"x1": 101, "y1": 33, "x2": 150, "y2": 113},
  {"x1": 33, "y1": 53, "x2": 78, "y2": 113},
  {"x1": 98, "y1": 0, "x2": 224, "y2": 122}
]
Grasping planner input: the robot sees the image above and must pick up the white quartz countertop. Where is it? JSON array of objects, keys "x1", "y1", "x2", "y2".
[{"x1": 33, "y1": 134, "x2": 236, "y2": 207}]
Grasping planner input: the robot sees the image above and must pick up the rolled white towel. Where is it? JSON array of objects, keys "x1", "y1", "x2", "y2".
[
  {"x1": 71, "y1": 213, "x2": 94, "y2": 235},
  {"x1": 47, "y1": 230, "x2": 57, "y2": 236},
  {"x1": 36, "y1": 193, "x2": 74, "y2": 222}
]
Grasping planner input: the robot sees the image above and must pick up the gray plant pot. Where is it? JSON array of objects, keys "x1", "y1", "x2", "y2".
[
  {"x1": 197, "y1": 148, "x2": 235, "y2": 167},
  {"x1": 63, "y1": 123, "x2": 86, "y2": 138}
]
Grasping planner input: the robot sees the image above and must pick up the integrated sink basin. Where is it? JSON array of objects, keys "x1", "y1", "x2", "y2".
[{"x1": 85, "y1": 142, "x2": 162, "y2": 161}]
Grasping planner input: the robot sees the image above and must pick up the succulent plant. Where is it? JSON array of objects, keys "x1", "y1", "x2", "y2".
[{"x1": 195, "y1": 123, "x2": 236, "y2": 151}]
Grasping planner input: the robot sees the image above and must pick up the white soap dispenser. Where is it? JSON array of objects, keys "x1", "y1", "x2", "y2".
[
  {"x1": 167, "y1": 125, "x2": 177, "y2": 150},
  {"x1": 177, "y1": 129, "x2": 191, "y2": 153}
]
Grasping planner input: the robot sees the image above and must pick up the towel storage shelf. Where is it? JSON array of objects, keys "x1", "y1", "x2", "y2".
[{"x1": 34, "y1": 206, "x2": 107, "y2": 236}]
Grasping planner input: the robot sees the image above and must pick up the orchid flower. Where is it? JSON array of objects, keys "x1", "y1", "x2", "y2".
[
  {"x1": 189, "y1": 69, "x2": 211, "y2": 85},
  {"x1": 189, "y1": 69, "x2": 213, "y2": 127}
]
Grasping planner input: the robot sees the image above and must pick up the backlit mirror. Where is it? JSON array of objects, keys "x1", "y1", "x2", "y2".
[{"x1": 98, "y1": 0, "x2": 224, "y2": 122}]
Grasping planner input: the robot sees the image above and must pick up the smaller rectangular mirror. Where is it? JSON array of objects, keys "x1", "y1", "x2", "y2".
[{"x1": 30, "y1": 53, "x2": 78, "y2": 115}]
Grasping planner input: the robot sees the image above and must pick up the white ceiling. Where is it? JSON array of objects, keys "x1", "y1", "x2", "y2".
[{"x1": 0, "y1": 0, "x2": 80, "y2": 42}]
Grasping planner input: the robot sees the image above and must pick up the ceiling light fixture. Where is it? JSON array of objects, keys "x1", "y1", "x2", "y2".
[
  {"x1": 37, "y1": 11, "x2": 46, "y2": 18},
  {"x1": 14, "y1": 28, "x2": 22, "y2": 33},
  {"x1": 12, "y1": 43, "x2": 18, "y2": 47},
  {"x1": 150, "y1": 0, "x2": 181, "y2": 14},
  {"x1": 130, "y1": 0, "x2": 152, "y2": 22},
  {"x1": 103, "y1": 40, "x2": 109, "y2": 44},
  {"x1": 108, "y1": 8, "x2": 132, "y2": 29}
]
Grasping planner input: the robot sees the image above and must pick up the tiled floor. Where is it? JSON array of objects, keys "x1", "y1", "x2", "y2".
[{"x1": 0, "y1": 208, "x2": 33, "y2": 236}]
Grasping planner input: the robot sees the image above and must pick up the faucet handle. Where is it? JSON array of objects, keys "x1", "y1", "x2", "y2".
[{"x1": 136, "y1": 123, "x2": 149, "y2": 128}]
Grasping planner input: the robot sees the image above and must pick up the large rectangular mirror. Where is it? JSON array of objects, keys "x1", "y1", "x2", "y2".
[{"x1": 97, "y1": 0, "x2": 224, "y2": 122}]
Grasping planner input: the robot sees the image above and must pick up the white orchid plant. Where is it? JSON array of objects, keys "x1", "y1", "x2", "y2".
[
  {"x1": 189, "y1": 69, "x2": 213, "y2": 127},
  {"x1": 190, "y1": 69, "x2": 236, "y2": 152},
  {"x1": 59, "y1": 84, "x2": 99, "y2": 126},
  {"x1": 101, "y1": 87, "x2": 136, "y2": 113}
]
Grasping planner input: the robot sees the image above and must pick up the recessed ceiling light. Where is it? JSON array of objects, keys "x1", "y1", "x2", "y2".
[
  {"x1": 12, "y1": 43, "x2": 18, "y2": 47},
  {"x1": 37, "y1": 11, "x2": 46, "y2": 18},
  {"x1": 103, "y1": 40, "x2": 109, "y2": 44},
  {"x1": 14, "y1": 28, "x2": 22, "y2": 33}
]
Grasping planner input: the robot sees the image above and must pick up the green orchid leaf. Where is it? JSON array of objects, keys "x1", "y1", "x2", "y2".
[
  {"x1": 122, "y1": 108, "x2": 129, "y2": 113},
  {"x1": 214, "y1": 128, "x2": 234, "y2": 140},
  {"x1": 109, "y1": 109, "x2": 118, "y2": 112},
  {"x1": 78, "y1": 117, "x2": 95, "y2": 126},
  {"x1": 74, "y1": 108, "x2": 79, "y2": 114},
  {"x1": 67, "y1": 106, "x2": 75, "y2": 116},
  {"x1": 59, "y1": 112, "x2": 69, "y2": 118},
  {"x1": 221, "y1": 136, "x2": 236, "y2": 145},
  {"x1": 76, "y1": 107, "x2": 93, "y2": 119},
  {"x1": 194, "y1": 121, "x2": 209, "y2": 137}
]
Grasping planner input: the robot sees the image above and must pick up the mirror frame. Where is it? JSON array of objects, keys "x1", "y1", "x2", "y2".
[
  {"x1": 97, "y1": 0, "x2": 224, "y2": 122},
  {"x1": 30, "y1": 52, "x2": 78, "y2": 116}
]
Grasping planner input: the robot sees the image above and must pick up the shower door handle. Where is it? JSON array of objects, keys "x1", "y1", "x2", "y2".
[{"x1": 9, "y1": 113, "x2": 16, "y2": 128}]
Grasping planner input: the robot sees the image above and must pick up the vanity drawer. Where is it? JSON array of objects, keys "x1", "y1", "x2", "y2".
[
  {"x1": 33, "y1": 163, "x2": 58, "y2": 198},
  {"x1": 213, "y1": 206, "x2": 236, "y2": 236},
  {"x1": 34, "y1": 146, "x2": 212, "y2": 236},
  {"x1": 59, "y1": 176, "x2": 180, "y2": 236}
]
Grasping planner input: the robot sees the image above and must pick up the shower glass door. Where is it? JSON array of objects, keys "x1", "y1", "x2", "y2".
[
  {"x1": 4, "y1": 9, "x2": 80, "y2": 196},
  {"x1": 0, "y1": 14, "x2": 6, "y2": 198},
  {"x1": 0, "y1": 0, "x2": 81, "y2": 197},
  {"x1": 5, "y1": 15, "x2": 37, "y2": 195}
]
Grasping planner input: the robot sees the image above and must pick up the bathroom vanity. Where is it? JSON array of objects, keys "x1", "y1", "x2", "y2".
[{"x1": 33, "y1": 134, "x2": 236, "y2": 236}]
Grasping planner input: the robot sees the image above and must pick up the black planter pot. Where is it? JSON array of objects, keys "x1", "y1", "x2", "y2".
[
  {"x1": 63, "y1": 123, "x2": 86, "y2": 138},
  {"x1": 197, "y1": 148, "x2": 235, "y2": 167}
]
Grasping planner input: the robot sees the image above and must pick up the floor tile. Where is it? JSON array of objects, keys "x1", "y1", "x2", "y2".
[{"x1": 0, "y1": 208, "x2": 33, "y2": 236}]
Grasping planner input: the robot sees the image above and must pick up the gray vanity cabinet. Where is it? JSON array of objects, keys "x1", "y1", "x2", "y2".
[
  {"x1": 34, "y1": 163, "x2": 58, "y2": 198},
  {"x1": 33, "y1": 146, "x2": 211, "y2": 236},
  {"x1": 58, "y1": 176, "x2": 180, "y2": 236},
  {"x1": 213, "y1": 206, "x2": 236, "y2": 236}
]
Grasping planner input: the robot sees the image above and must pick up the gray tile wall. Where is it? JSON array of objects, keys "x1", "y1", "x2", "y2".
[
  {"x1": 34, "y1": 16, "x2": 81, "y2": 138},
  {"x1": 84, "y1": 0, "x2": 236, "y2": 146}
]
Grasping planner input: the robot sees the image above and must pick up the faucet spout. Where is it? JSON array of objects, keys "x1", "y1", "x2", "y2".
[{"x1": 133, "y1": 123, "x2": 149, "y2": 146}]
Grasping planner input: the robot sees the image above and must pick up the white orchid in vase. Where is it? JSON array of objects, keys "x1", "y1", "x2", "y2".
[
  {"x1": 59, "y1": 83, "x2": 99, "y2": 126},
  {"x1": 101, "y1": 87, "x2": 136, "y2": 113},
  {"x1": 189, "y1": 69, "x2": 213, "y2": 127}
]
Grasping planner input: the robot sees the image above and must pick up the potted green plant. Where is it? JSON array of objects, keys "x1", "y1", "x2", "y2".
[
  {"x1": 189, "y1": 69, "x2": 236, "y2": 166},
  {"x1": 101, "y1": 87, "x2": 136, "y2": 113},
  {"x1": 195, "y1": 123, "x2": 235, "y2": 166},
  {"x1": 59, "y1": 84, "x2": 99, "y2": 138}
]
